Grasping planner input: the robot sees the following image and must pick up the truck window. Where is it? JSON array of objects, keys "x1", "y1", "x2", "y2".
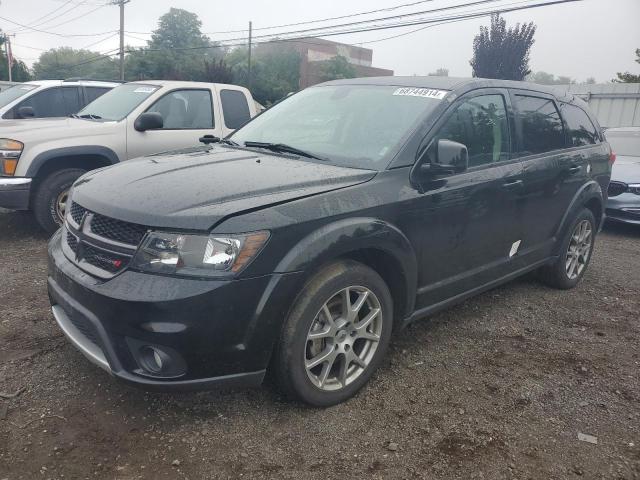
[
  {"x1": 14, "y1": 87, "x2": 66, "y2": 118},
  {"x1": 84, "y1": 87, "x2": 111, "y2": 105},
  {"x1": 61, "y1": 87, "x2": 82, "y2": 115},
  {"x1": 221, "y1": 89, "x2": 251, "y2": 130},
  {"x1": 147, "y1": 89, "x2": 214, "y2": 129}
]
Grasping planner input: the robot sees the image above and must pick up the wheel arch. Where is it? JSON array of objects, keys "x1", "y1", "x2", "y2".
[
  {"x1": 555, "y1": 180, "x2": 604, "y2": 242},
  {"x1": 26, "y1": 146, "x2": 120, "y2": 182}
]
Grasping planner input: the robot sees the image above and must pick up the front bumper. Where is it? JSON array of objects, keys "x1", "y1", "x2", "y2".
[
  {"x1": 47, "y1": 229, "x2": 303, "y2": 391},
  {"x1": 606, "y1": 192, "x2": 640, "y2": 225},
  {"x1": 0, "y1": 176, "x2": 31, "y2": 210}
]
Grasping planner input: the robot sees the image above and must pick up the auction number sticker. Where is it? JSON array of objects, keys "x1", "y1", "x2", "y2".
[{"x1": 393, "y1": 88, "x2": 448, "y2": 99}]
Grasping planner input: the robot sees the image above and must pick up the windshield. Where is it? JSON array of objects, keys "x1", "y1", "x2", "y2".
[
  {"x1": 231, "y1": 85, "x2": 445, "y2": 169},
  {"x1": 607, "y1": 130, "x2": 640, "y2": 158},
  {"x1": 77, "y1": 83, "x2": 160, "y2": 121},
  {"x1": 0, "y1": 84, "x2": 37, "y2": 108}
]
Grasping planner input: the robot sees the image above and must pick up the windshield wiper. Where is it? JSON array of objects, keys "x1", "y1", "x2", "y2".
[
  {"x1": 199, "y1": 135, "x2": 238, "y2": 146},
  {"x1": 69, "y1": 113, "x2": 80, "y2": 118},
  {"x1": 78, "y1": 114, "x2": 102, "y2": 120},
  {"x1": 243, "y1": 141, "x2": 327, "y2": 161}
]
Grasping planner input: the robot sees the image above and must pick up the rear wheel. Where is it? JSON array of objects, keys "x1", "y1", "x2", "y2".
[
  {"x1": 538, "y1": 208, "x2": 596, "y2": 289},
  {"x1": 274, "y1": 260, "x2": 393, "y2": 406},
  {"x1": 32, "y1": 168, "x2": 86, "y2": 235}
]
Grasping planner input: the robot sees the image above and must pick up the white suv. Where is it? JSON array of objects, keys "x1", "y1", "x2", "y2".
[
  {"x1": 0, "y1": 79, "x2": 119, "y2": 120},
  {"x1": 0, "y1": 80, "x2": 258, "y2": 233}
]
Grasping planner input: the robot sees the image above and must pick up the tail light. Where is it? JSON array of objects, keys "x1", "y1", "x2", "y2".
[{"x1": 609, "y1": 151, "x2": 616, "y2": 164}]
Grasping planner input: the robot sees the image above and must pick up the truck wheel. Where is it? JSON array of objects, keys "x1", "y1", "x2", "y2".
[
  {"x1": 538, "y1": 208, "x2": 596, "y2": 290},
  {"x1": 273, "y1": 260, "x2": 393, "y2": 407},
  {"x1": 32, "y1": 169, "x2": 86, "y2": 235}
]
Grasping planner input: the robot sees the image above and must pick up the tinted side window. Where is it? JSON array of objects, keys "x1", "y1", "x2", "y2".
[
  {"x1": 84, "y1": 87, "x2": 111, "y2": 105},
  {"x1": 61, "y1": 87, "x2": 81, "y2": 115},
  {"x1": 15, "y1": 88, "x2": 65, "y2": 117},
  {"x1": 515, "y1": 95, "x2": 564, "y2": 155},
  {"x1": 435, "y1": 94, "x2": 510, "y2": 167},
  {"x1": 562, "y1": 103, "x2": 598, "y2": 147},
  {"x1": 220, "y1": 89, "x2": 251, "y2": 130},
  {"x1": 147, "y1": 89, "x2": 214, "y2": 129}
]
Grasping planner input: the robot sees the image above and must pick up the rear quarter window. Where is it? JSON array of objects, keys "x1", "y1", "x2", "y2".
[
  {"x1": 220, "y1": 89, "x2": 251, "y2": 130},
  {"x1": 561, "y1": 103, "x2": 599, "y2": 147}
]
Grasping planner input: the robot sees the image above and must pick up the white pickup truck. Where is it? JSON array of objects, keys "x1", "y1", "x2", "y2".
[{"x1": 0, "y1": 80, "x2": 258, "y2": 233}]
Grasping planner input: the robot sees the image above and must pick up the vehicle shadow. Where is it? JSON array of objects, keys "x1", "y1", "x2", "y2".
[
  {"x1": 0, "y1": 208, "x2": 49, "y2": 242},
  {"x1": 602, "y1": 220, "x2": 640, "y2": 238}
]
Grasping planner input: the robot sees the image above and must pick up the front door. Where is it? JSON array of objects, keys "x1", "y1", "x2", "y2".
[
  {"x1": 126, "y1": 88, "x2": 221, "y2": 159},
  {"x1": 407, "y1": 89, "x2": 525, "y2": 309}
]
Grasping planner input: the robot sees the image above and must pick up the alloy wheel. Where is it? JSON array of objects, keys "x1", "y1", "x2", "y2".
[
  {"x1": 304, "y1": 286, "x2": 383, "y2": 391},
  {"x1": 565, "y1": 219, "x2": 592, "y2": 280},
  {"x1": 55, "y1": 189, "x2": 69, "y2": 224}
]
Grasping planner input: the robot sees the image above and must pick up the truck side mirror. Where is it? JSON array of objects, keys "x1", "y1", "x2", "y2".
[
  {"x1": 134, "y1": 112, "x2": 164, "y2": 132},
  {"x1": 17, "y1": 106, "x2": 35, "y2": 119}
]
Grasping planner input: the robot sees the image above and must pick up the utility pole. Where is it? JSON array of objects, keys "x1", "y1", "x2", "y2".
[
  {"x1": 4, "y1": 34, "x2": 12, "y2": 82},
  {"x1": 247, "y1": 21, "x2": 252, "y2": 89},
  {"x1": 112, "y1": 0, "x2": 129, "y2": 81}
]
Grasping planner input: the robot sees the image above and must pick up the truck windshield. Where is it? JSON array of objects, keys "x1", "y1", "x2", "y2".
[
  {"x1": 231, "y1": 84, "x2": 446, "y2": 169},
  {"x1": 0, "y1": 84, "x2": 37, "y2": 108},
  {"x1": 77, "y1": 84, "x2": 160, "y2": 121}
]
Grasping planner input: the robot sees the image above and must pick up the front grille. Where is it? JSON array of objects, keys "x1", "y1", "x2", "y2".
[
  {"x1": 66, "y1": 231, "x2": 79, "y2": 254},
  {"x1": 608, "y1": 181, "x2": 628, "y2": 197},
  {"x1": 69, "y1": 202, "x2": 87, "y2": 224},
  {"x1": 64, "y1": 201, "x2": 147, "y2": 278},
  {"x1": 81, "y1": 243, "x2": 129, "y2": 274},
  {"x1": 90, "y1": 212, "x2": 147, "y2": 246}
]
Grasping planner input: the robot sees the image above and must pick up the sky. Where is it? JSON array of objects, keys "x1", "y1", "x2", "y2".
[{"x1": 1, "y1": 0, "x2": 639, "y2": 83}]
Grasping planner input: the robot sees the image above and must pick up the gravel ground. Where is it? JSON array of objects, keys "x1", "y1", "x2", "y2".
[{"x1": 0, "y1": 208, "x2": 638, "y2": 480}]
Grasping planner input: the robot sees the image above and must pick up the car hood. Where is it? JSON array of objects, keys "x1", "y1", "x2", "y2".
[
  {"x1": 71, "y1": 146, "x2": 377, "y2": 231},
  {"x1": 0, "y1": 117, "x2": 117, "y2": 142},
  {"x1": 611, "y1": 155, "x2": 640, "y2": 184}
]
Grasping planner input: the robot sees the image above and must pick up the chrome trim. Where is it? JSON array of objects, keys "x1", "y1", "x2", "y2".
[
  {"x1": 0, "y1": 177, "x2": 31, "y2": 187},
  {"x1": 51, "y1": 305, "x2": 111, "y2": 373}
]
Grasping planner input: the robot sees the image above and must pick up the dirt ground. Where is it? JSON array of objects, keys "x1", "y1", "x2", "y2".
[{"x1": 0, "y1": 208, "x2": 638, "y2": 480}]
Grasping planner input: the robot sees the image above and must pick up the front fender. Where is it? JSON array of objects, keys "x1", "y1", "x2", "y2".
[{"x1": 275, "y1": 217, "x2": 418, "y2": 317}]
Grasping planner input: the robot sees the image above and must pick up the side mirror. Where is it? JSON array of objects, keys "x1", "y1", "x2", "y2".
[
  {"x1": 419, "y1": 139, "x2": 468, "y2": 176},
  {"x1": 17, "y1": 106, "x2": 35, "y2": 119},
  {"x1": 134, "y1": 112, "x2": 163, "y2": 132}
]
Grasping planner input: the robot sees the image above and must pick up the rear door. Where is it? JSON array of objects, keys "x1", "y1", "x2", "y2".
[
  {"x1": 411, "y1": 89, "x2": 525, "y2": 309},
  {"x1": 126, "y1": 88, "x2": 222, "y2": 159},
  {"x1": 510, "y1": 91, "x2": 582, "y2": 264}
]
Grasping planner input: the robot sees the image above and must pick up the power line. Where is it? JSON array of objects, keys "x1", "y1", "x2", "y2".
[
  {"x1": 10, "y1": 0, "x2": 78, "y2": 32},
  {"x1": 0, "y1": 5, "x2": 114, "y2": 37},
  {"x1": 66, "y1": 0, "x2": 582, "y2": 70}
]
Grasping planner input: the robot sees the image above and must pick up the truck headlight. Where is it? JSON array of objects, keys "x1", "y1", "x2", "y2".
[
  {"x1": 0, "y1": 139, "x2": 24, "y2": 176},
  {"x1": 131, "y1": 230, "x2": 269, "y2": 277}
]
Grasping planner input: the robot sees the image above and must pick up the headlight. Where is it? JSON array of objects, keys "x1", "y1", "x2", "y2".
[
  {"x1": 0, "y1": 138, "x2": 24, "y2": 176},
  {"x1": 131, "y1": 230, "x2": 269, "y2": 277},
  {"x1": 629, "y1": 184, "x2": 640, "y2": 195}
]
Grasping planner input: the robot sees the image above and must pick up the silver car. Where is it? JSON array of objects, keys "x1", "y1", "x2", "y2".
[{"x1": 606, "y1": 127, "x2": 640, "y2": 225}]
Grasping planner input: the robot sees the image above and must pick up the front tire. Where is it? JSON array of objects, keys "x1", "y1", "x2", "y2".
[
  {"x1": 32, "y1": 168, "x2": 86, "y2": 235},
  {"x1": 274, "y1": 260, "x2": 393, "y2": 407},
  {"x1": 538, "y1": 208, "x2": 596, "y2": 289}
]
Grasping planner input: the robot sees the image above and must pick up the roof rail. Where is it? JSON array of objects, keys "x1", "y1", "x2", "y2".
[{"x1": 62, "y1": 77, "x2": 125, "y2": 83}]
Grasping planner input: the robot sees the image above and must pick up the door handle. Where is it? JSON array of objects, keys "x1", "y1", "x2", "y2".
[
  {"x1": 567, "y1": 165, "x2": 581, "y2": 175},
  {"x1": 502, "y1": 179, "x2": 523, "y2": 190}
]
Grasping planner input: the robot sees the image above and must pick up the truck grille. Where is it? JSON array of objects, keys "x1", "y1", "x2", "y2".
[{"x1": 63, "y1": 201, "x2": 148, "y2": 278}]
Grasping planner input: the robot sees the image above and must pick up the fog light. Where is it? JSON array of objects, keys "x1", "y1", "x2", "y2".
[{"x1": 140, "y1": 346, "x2": 170, "y2": 374}]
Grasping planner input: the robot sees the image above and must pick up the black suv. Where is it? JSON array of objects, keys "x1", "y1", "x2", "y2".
[{"x1": 47, "y1": 77, "x2": 612, "y2": 406}]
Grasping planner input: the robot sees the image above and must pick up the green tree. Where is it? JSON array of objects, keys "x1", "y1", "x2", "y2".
[
  {"x1": 125, "y1": 8, "x2": 224, "y2": 81},
  {"x1": 315, "y1": 55, "x2": 357, "y2": 82},
  {"x1": 470, "y1": 14, "x2": 536, "y2": 81},
  {"x1": 226, "y1": 45, "x2": 300, "y2": 105},
  {"x1": 33, "y1": 47, "x2": 117, "y2": 80},
  {"x1": 527, "y1": 71, "x2": 575, "y2": 85},
  {"x1": 0, "y1": 34, "x2": 31, "y2": 81},
  {"x1": 428, "y1": 68, "x2": 449, "y2": 77},
  {"x1": 613, "y1": 48, "x2": 640, "y2": 83}
]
